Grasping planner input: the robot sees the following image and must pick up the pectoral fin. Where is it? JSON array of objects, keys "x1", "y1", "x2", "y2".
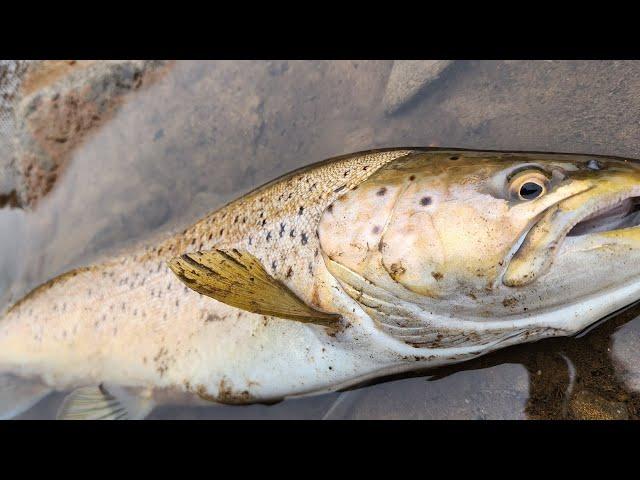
[{"x1": 168, "y1": 249, "x2": 340, "y2": 327}]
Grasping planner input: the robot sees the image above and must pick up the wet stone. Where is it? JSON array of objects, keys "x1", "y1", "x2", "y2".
[
  {"x1": 7, "y1": 60, "x2": 172, "y2": 208},
  {"x1": 383, "y1": 60, "x2": 454, "y2": 115}
]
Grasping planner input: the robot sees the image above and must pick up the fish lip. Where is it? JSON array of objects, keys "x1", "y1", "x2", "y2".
[
  {"x1": 498, "y1": 193, "x2": 582, "y2": 285},
  {"x1": 501, "y1": 187, "x2": 640, "y2": 287}
]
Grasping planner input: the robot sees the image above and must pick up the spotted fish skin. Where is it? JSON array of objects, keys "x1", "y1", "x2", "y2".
[
  {"x1": 5, "y1": 147, "x2": 640, "y2": 412},
  {"x1": 0, "y1": 148, "x2": 416, "y2": 404}
]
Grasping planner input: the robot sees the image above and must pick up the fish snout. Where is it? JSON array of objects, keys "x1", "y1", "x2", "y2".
[{"x1": 503, "y1": 178, "x2": 640, "y2": 287}]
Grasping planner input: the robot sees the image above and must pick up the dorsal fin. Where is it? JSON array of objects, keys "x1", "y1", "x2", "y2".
[{"x1": 168, "y1": 249, "x2": 340, "y2": 327}]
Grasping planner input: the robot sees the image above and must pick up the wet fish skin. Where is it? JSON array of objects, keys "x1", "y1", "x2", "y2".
[
  {"x1": 3, "y1": 147, "x2": 640, "y2": 417},
  {"x1": 0, "y1": 148, "x2": 413, "y2": 407}
]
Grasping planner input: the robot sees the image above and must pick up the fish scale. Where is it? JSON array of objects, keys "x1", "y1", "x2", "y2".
[
  {"x1": 2, "y1": 147, "x2": 640, "y2": 419},
  {"x1": 0, "y1": 148, "x2": 413, "y2": 414}
]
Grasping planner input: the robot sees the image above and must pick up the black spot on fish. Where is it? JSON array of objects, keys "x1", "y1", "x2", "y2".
[
  {"x1": 290, "y1": 229, "x2": 296, "y2": 238},
  {"x1": 266, "y1": 231, "x2": 272, "y2": 241},
  {"x1": 301, "y1": 232, "x2": 308, "y2": 245},
  {"x1": 377, "y1": 187, "x2": 387, "y2": 196},
  {"x1": 279, "y1": 223, "x2": 285, "y2": 237},
  {"x1": 261, "y1": 219, "x2": 267, "y2": 226},
  {"x1": 409, "y1": 175, "x2": 416, "y2": 181},
  {"x1": 234, "y1": 216, "x2": 239, "y2": 224},
  {"x1": 271, "y1": 260, "x2": 277, "y2": 271},
  {"x1": 420, "y1": 196, "x2": 432, "y2": 206},
  {"x1": 449, "y1": 155, "x2": 460, "y2": 160},
  {"x1": 327, "y1": 204, "x2": 333, "y2": 213},
  {"x1": 220, "y1": 228, "x2": 224, "y2": 235},
  {"x1": 286, "y1": 266, "x2": 293, "y2": 278},
  {"x1": 372, "y1": 226, "x2": 380, "y2": 234},
  {"x1": 334, "y1": 185, "x2": 346, "y2": 193},
  {"x1": 298, "y1": 206, "x2": 304, "y2": 215}
]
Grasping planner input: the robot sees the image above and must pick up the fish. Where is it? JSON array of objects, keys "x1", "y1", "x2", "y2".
[{"x1": 2, "y1": 147, "x2": 640, "y2": 419}]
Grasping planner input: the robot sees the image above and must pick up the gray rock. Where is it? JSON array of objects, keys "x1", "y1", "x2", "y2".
[
  {"x1": 323, "y1": 363, "x2": 529, "y2": 420},
  {"x1": 383, "y1": 60, "x2": 453, "y2": 115},
  {"x1": 611, "y1": 317, "x2": 640, "y2": 393},
  {"x1": 7, "y1": 60, "x2": 172, "y2": 208},
  {"x1": 0, "y1": 60, "x2": 31, "y2": 207}
]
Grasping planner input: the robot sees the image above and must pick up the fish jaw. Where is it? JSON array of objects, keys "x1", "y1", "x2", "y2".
[{"x1": 503, "y1": 174, "x2": 640, "y2": 287}]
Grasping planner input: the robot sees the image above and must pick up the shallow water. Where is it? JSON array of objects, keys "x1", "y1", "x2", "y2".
[{"x1": 3, "y1": 60, "x2": 640, "y2": 419}]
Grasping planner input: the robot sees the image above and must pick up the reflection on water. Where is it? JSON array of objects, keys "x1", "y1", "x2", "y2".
[{"x1": 3, "y1": 60, "x2": 640, "y2": 419}]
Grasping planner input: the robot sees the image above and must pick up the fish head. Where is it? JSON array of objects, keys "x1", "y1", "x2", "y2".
[{"x1": 318, "y1": 150, "x2": 640, "y2": 354}]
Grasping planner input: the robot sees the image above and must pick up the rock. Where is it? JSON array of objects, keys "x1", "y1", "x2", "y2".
[
  {"x1": 0, "y1": 60, "x2": 31, "y2": 207},
  {"x1": 383, "y1": 60, "x2": 453, "y2": 115},
  {"x1": 188, "y1": 191, "x2": 222, "y2": 222},
  {"x1": 8, "y1": 60, "x2": 173, "y2": 208},
  {"x1": 323, "y1": 363, "x2": 529, "y2": 419},
  {"x1": 611, "y1": 316, "x2": 640, "y2": 393}
]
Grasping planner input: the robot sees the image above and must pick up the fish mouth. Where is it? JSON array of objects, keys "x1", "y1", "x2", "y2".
[
  {"x1": 566, "y1": 196, "x2": 640, "y2": 236},
  {"x1": 503, "y1": 189, "x2": 640, "y2": 287}
]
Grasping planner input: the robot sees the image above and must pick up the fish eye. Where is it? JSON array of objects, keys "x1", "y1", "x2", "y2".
[{"x1": 508, "y1": 170, "x2": 548, "y2": 201}]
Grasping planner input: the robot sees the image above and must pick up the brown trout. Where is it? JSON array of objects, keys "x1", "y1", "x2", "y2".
[{"x1": 2, "y1": 147, "x2": 640, "y2": 419}]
